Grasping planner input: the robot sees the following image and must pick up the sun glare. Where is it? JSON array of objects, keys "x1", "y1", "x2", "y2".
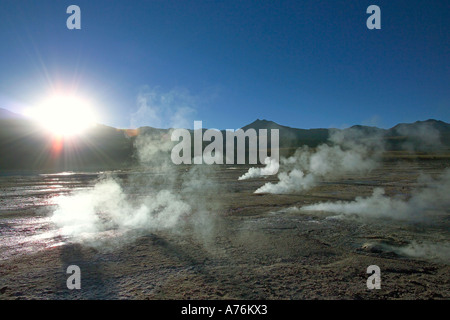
[{"x1": 26, "y1": 95, "x2": 97, "y2": 136}]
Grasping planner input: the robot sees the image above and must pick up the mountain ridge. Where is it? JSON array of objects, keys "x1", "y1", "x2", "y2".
[
  {"x1": 1, "y1": 108, "x2": 449, "y2": 133},
  {"x1": 1, "y1": 107, "x2": 449, "y2": 171}
]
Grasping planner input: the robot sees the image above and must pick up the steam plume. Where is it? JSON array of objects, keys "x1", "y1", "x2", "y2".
[
  {"x1": 51, "y1": 87, "x2": 220, "y2": 247},
  {"x1": 51, "y1": 176, "x2": 191, "y2": 238},
  {"x1": 389, "y1": 241, "x2": 450, "y2": 264},
  {"x1": 254, "y1": 128, "x2": 384, "y2": 194},
  {"x1": 238, "y1": 157, "x2": 279, "y2": 180},
  {"x1": 299, "y1": 169, "x2": 450, "y2": 221}
]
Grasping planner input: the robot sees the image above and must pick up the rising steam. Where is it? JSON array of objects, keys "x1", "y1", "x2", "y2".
[
  {"x1": 253, "y1": 128, "x2": 384, "y2": 194},
  {"x1": 389, "y1": 241, "x2": 450, "y2": 264},
  {"x1": 51, "y1": 87, "x2": 220, "y2": 247},
  {"x1": 238, "y1": 157, "x2": 279, "y2": 180},
  {"x1": 51, "y1": 176, "x2": 191, "y2": 237},
  {"x1": 394, "y1": 121, "x2": 444, "y2": 153},
  {"x1": 299, "y1": 169, "x2": 450, "y2": 221},
  {"x1": 130, "y1": 86, "x2": 198, "y2": 129}
]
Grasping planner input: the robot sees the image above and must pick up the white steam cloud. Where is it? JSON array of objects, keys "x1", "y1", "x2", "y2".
[
  {"x1": 389, "y1": 241, "x2": 450, "y2": 264},
  {"x1": 299, "y1": 169, "x2": 450, "y2": 221},
  {"x1": 51, "y1": 177, "x2": 190, "y2": 238},
  {"x1": 238, "y1": 157, "x2": 279, "y2": 180},
  {"x1": 395, "y1": 122, "x2": 444, "y2": 152},
  {"x1": 51, "y1": 87, "x2": 221, "y2": 247},
  {"x1": 51, "y1": 166, "x2": 220, "y2": 247},
  {"x1": 254, "y1": 128, "x2": 384, "y2": 194}
]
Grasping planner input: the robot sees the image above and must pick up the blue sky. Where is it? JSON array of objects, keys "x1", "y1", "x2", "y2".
[{"x1": 0, "y1": 0, "x2": 448, "y2": 129}]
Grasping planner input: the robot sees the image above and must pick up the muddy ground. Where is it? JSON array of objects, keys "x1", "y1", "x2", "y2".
[{"x1": 0, "y1": 159, "x2": 449, "y2": 300}]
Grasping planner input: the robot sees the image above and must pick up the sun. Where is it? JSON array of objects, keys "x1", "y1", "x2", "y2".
[{"x1": 26, "y1": 95, "x2": 97, "y2": 136}]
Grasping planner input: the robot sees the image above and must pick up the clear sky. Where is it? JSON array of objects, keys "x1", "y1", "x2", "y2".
[{"x1": 0, "y1": 0, "x2": 448, "y2": 130}]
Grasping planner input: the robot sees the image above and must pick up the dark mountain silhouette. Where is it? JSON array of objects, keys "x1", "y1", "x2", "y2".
[
  {"x1": 0, "y1": 107, "x2": 23, "y2": 119},
  {"x1": 0, "y1": 108, "x2": 449, "y2": 172},
  {"x1": 388, "y1": 119, "x2": 450, "y2": 134},
  {"x1": 0, "y1": 108, "x2": 135, "y2": 172},
  {"x1": 240, "y1": 119, "x2": 450, "y2": 154},
  {"x1": 384, "y1": 119, "x2": 450, "y2": 152},
  {"x1": 242, "y1": 119, "x2": 330, "y2": 149}
]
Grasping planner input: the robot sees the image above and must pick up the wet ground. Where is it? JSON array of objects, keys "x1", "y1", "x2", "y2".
[{"x1": 0, "y1": 160, "x2": 449, "y2": 299}]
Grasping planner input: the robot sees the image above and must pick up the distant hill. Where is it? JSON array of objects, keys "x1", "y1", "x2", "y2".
[
  {"x1": 242, "y1": 119, "x2": 330, "y2": 149},
  {"x1": 0, "y1": 108, "x2": 449, "y2": 171},
  {"x1": 384, "y1": 119, "x2": 450, "y2": 152},
  {"x1": 0, "y1": 108, "x2": 22, "y2": 119},
  {"x1": 242, "y1": 118, "x2": 450, "y2": 153},
  {"x1": 0, "y1": 108, "x2": 135, "y2": 171}
]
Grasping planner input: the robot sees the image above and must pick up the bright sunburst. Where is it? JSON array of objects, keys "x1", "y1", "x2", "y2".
[{"x1": 26, "y1": 95, "x2": 97, "y2": 136}]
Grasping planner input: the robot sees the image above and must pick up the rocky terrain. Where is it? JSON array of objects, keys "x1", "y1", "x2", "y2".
[{"x1": 0, "y1": 160, "x2": 449, "y2": 300}]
